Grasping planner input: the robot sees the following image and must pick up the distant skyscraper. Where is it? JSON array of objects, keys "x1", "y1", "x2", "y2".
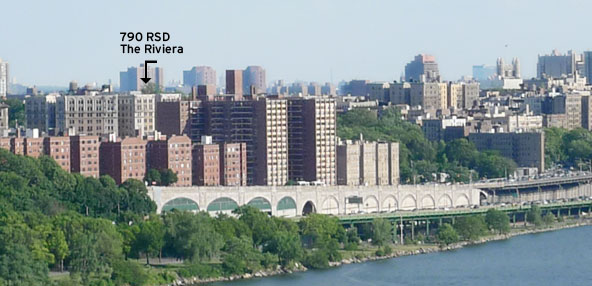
[
  {"x1": 584, "y1": 51, "x2": 592, "y2": 85},
  {"x1": 120, "y1": 64, "x2": 163, "y2": 92},
  {"x1": 405, "y1": 54, "x2": 440, "y2": 83},
  {"x1": 537, "y1": 50, "x2": 577, "y2": 79},
  {"x1": 243, "y1": 66, "x2": 266, "y2": 94},
  {"x1": 472, "y1": 65, "x2": 496, "y2": 81},
  {"x1": 0, "y1": 58, "x2": 8, "y2": 98},
  {"x1": 226, "y1": 69, "x2": 243, "y2": 96},
  {"x1": 321, "y1": 82, "x2": 336, "y2": 95},
  {"x1": 183, "y1": 66, "x2": 216, "y2": 88}
]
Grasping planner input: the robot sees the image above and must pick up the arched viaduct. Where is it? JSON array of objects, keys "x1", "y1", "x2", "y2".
[{"x1": 148, "y1": 184, "x2": 481, "y2": 217}]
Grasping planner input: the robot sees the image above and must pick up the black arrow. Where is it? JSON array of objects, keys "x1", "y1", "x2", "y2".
[{"x1": 141, "y1": 60, "x2": 158, "y2": 84}]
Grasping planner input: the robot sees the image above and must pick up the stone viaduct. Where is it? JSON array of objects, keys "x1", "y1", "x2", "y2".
[{"x1": 148, "y1": 184, "x2": 482, "y2": 217}]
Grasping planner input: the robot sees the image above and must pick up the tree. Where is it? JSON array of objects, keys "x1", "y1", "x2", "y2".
[
  {"x1": 120, "y1": 179, "x2": 157, "y2": 215},
  {"x1": 69, "y1": 233, "x2": 101, "y2": 285},
  {"x1": 437, "y1": 223, "x2": 459, "y2": 246},
  {"x1": 160, "y1": 169, "x2": 178, "y2": 186},
  {"x1": 543, "y1": 212, "x2": 556, "y2": 226},
  {"x1": 111, "y1": 260, "x2": 150, "y2": 286},
  {"x1": 163, "y1": 211, "x2": 223, "y2": 262},
  {"x1": 134, "y1": 218, "x2": 165, "y2": 264},
  {"x1": 222, "y1": 236, "x2": 263, "y2": 275},
  {"x1": 234, "y1": 205, "x2": 276, "y2": 247},
  {"x1": 444, "y1": 139, "x2": 478, "y2": 166},
  {"x1": 371, "y1": 218, "x2": 392, "y2": 246},
  {"x1": 0, "y1": 244, "x2": 50, "y2": 285},
  {"x1": 118, "y1": 224, "x2": 139, "y2": 260},
  {"x1": 453, "y1": 216, "x2": 487, "y2": 241},
  {"x1": 265, "y1": 231, "x2": 303, "y2": 266},
  {"x1": 527, "y1": 205, "x2": 543, "y2": 227},
  {"x1": 144, "y1": 169, "x2": 161, "y2": 186},
  {"x1": 47, "y1": 229, "x2": 69, "y2": 271},
  {"x1": 298, "y1": 214, "x2": 346, "y2": 247},
  {"x1": 213, "y1": 213, "x2": 251, "y2": 242},
  {"x1": 141, "y1": 82, "x2": 161, "y2": 94},
  {"x1": 346, "y1": 227, "x2": 360, "y2": 245},
  {"x1": 485, "y1": 209, "x2": 510, "y2": 234}
]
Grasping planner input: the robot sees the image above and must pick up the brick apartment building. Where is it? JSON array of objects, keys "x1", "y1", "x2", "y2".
[
  {"x1": 192, "y1": 137, "x2": 220, "y2": 186},
  {"x1": 43, "y1": 136, "x2": 70, "y2": 172},
  {"x1": 70, "y1": 135, "x2": 100, "y2": 178},
  {"x1": 99, "y1": 137, "x2": 147, "y2": 184},
  {"x1": 147, "y1": 135, "x2": 192, "y2": 186}
]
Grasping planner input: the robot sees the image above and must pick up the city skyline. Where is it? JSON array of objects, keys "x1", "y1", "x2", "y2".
[{"x1": 1, "y1": 0, "x2": 591, "y2": 86}]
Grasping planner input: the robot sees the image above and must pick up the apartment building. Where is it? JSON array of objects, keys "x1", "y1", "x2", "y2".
[
  {"x1": 25, "y1": 94, "x2": 58, "y2": 135},
  {"x1": 24, "y1": 137, "x2": 44, "y2": 158},
  {"x1": 44, "y1": 136, "x2": 70, "y2": 172},
  {"x1": 287, "y1": 96, "x2": 336, "y2": 185},
  {"x1": 155, "y1": 100, "x2": 194, "y2": 137},
  {"x1": 192, "y1": 137, "x2": 220, "y2": 186},
  {"x1": 99, "y1": 137, "x2": 147, "y2": 184},
  {"x1": 253, "y1": 98, "x2": 288, "y2": 186},
  {"x1": 56, "y1": 94, "x2": 119, "y2": 138},
  {"x1": 336, "y1": 143, "x2": 360, "y2": 186},
  {"x1": 146, "y1": 135, "x2": 192, "y2": 186},
  {"x1": 193, "y1": 96, "x2": 288, "y2": 186},
  {"x1": 468, "y1": 132, "x2": 545, "y2": 173},
  {"x1": 337, "y1": 139, "x2": 399, "y2": 186},
  {"x1": 70, "y1": 135, "x2": 100, "y2": 178},
  {"x1": 410, "y1": 82, "x2": 447, "y2": 111},
  {"x1": 219, "y1": 142, "x2": 247, "y2": 186},
  {"x1": 118, "y1": 93, "x2": 156, "y2": 137}
]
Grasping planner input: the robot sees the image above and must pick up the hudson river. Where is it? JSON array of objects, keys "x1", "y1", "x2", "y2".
[{"x1": 211, "y1": 225, "x2": 592, "y2": 286}]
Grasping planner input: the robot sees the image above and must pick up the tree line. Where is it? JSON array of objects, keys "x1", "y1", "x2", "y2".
[
  {"x1": 545, "y1": 127, "x2": 592, "y2": 169},
  {"x1": 0, "y1": 149, "x2": 362, "y2": 285}
]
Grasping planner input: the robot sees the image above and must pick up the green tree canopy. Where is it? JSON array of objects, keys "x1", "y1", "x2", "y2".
[
  {"x1": 437, "y1": 223, "x2": 459, "y2": 246},
  {"x1": 371, "y1": 218, "x2": 392, "y2": 246},
  {"x1": 485, "y1": 209, "x2": 510, "y2": 234}
]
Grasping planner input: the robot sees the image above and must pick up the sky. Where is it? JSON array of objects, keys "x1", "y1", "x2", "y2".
[{"x1": 1, "y1": 0, "x2": 591, "y2": 87}]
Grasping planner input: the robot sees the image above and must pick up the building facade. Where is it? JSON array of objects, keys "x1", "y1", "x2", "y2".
[
  {"x1": 243, "y1": 66, "x2": 266, "y2": 94},
  {"x1": 99, "y1": 137, "x2": 147, "y2": 184},
  {"x1": 469, "y1": 132, "x2": 545, "y2": 173},
  {"x1": 410, "y1": 82, "x2": 447, "y2": 111},
  {"x1": 219, "y1": 142, "x2": 247, "y2": 186},
  {"x1": 25, "y1": 95, "x2": 58, "y2": 135},
  {"x1": 287, "y1": 97, "x2": 336, "y2": 185},
  {"x1": 537, "y1": 50, "x2": 578, "y2": 79},
  {"x1": 405, "y1": 54, "x2": 440, "y2": 83},
  {"x1": 118, "y1": 93, "x2": 156, "y2": 137},
  {"x1": 183, "y1": 66, "x2": 216, "y2": 88},
  {"x1": 155, "y1": 100, "x2": 193, "y2": 137},
  {"x1": 226, "y1": 70, "x2": 243, "y2": 96},
  {"x1": 70, "y1": 135, "x2": 100, "y2": 178},
  {"x1": 43, "y1": 136, "x2": 70, "y2": 172},
  {"x1": 192, "y1": 139, "x2": 220, "y2": 186},
  {"x1": 336, "y1": 140, "x2": 399, "y2": 186},
  {"x1": 147, "y1": 135, "x2": 192, "y2": 186},
  {"x1": 56, "y1": 94, "x2": 119, "y2": 138},
  {"x1": 0, "y1": 58, "x2": 7, "y2": 99}
]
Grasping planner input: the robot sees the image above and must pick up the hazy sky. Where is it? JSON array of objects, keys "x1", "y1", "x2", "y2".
[{"x1": 1, "y1": 0, "x2": 591, "y2": 87}]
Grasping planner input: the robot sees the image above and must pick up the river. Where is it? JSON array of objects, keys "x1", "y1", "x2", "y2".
[{"x1": 211, "y1": 226, "x2": 592, "y2": 286}]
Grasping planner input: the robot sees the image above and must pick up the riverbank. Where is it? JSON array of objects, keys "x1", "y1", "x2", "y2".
[
  {"x1": 334, "y1": 218, "x2": 592, "y2": 267},
  {"x1": 165, "y1": 218, "x2": 592, "y2": 286}
]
